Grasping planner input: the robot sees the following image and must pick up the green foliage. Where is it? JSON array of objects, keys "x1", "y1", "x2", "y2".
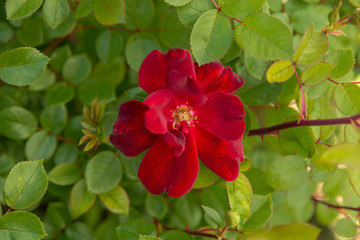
[
  {"x1": 85, "y1": 151, "x2": 122, "y2": 194},
  {"x1": 0, "y1": 47, "x2": 49, "y2": 86},
  {"x1": 0, "y1": 211, "x2": 46, "y2": 240},
  {"x1": 1, "y1": 0, "x2": 360, "y2": 239},
  {"x1": 0, "y1": 106, "x2": 37, "y2": 140},
  {"x1": 235, "y1": 13, "x2": 293, "y2": 61},
  {"x1": 4, "y1": 160, "x2": 48, "y2": 210},
  {"x1": 42, "y1": 0, "x2": 70, "y2": 29},
  {"x1": 191, "y1": 9, "x2": 232, "y2": 65}
]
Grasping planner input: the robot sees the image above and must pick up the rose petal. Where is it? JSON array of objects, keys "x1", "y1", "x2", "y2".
[
  {"x1": 195, "y1": 61, "x2": 244, "y2": 94},
  {"x1": 110, "y1": 101, "x2": 157, "y2": 157},
  {"x1": 168, "y1": 70, "x2": 207, "y2": 107},
  {"x1": 138, "y1": 132, "x2": 198, "y2": 197},
  {"x1": 139, "y1": 50, "x2": 168, "y2": 93},
  {"x1": 194, "y1": 127, "x2": 243, "y2": 181},
  {"x1": 164, "y1": 129, "x2": 185, "y2": 157},
  {"x1": 139, "y1": 49, "x2": 196, "y2": 94},
  {"x1": 144, "y1": 89, "x2": 176, "y2": 134},
  {"x1": 196, "y1": 91, "x2": 245, "y2": 141},
  {"x1": 168, "y1": 131, "x2": 198, "y2": 197}
]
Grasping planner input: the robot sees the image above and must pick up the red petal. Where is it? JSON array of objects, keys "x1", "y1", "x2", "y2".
[
  {"x1": 194, "y1": 127, "x2": 243, "y2": 181},
  {"x1": 138, "y1": 132, "x2": 198, "y2": 197},
  {"x1": 139, "y1": 50, "x2": 168, "y2": 94},
  {"x1": 139, "y1": 49, "x2": 196, "y2": 94},
  {"x1": 196, "y1": 91, "x2": 245, "y2": 141},
  {"x1": 164, "y1": 130, "x2": 185, "y2": 157},
  {"x1": 168, "y1": 131, "x2": 198, "y2": 197},
  {"x1": 110, "y1": 101, "x2": 156, "y2": 157},
  {"x1": 144, "y1": 89, "x2": 176, "y2": 134},
  {"x1": 168, "y1": 70, "x2": 207, "y2": 107},
  {"x1": 195, "y1": 61, "x2": 244, "y2": 94}
]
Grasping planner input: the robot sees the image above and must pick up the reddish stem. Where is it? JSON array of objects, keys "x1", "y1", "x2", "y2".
[
  {"x1": 312, "y1": 196, "x2": 360, "y2": 212},
  {"x1": 327, "y1": 77, "x2": 339, "y2": 85},
  {"x1": 211, "y1": 0, "x2": 220, "y2": 9},
  {"x1": 162, "y1": 225, "x2": 229, "y2": 240},
  {"x1": 334, "y1": 14, "x2": 352, "y2": 26},
  {"x1": 248, "y1": 113, "x2": 360, "y2": 136}
]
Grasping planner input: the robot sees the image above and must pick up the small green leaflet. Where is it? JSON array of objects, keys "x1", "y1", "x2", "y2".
[
  {"x1": 202, "y1": 205, "x2": 223, "y2": 229},
  {"x1": 235, "y1": 13, "x2": 293, "y2": 61},
  {"x1": 98, "y1": 185, "x2": 130, "y2": 215},
  {"x1": 266, "y1": 60, "x2": 294, "y2": 83},
  {"x1": 6, "y1": 0, "x2": 43, "y2": 19},
  {"x1": 165, "y1": 0, "x2": 192, "y2": 6},
  {"x1": 93, "y1": 0, "x2": 125, "y2": 25},
  {"x1": 219, "y1": 0, "x2": 265, "y2": 19},
  {"x1": 0, "y1": 47, "x2": 49, "y2": 86},
  {"x1": 191, "y1": 9, "x2": 232, "y2": 65},
  {"x1": 0, "y1": 211, "x2": 46, "y2": 240},
  {"x1": 42, "y1": 0, "x2": 70, "y2": 29},
  {"x1": 4, "y1": 160, "x2": 48, "y2": 210},
  {"x1": 325, "y1": 48, "x2": 354, "y2": 79}
]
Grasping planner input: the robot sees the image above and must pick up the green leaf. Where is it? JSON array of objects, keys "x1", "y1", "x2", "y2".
[
  {"x1": 279, "y1": 126, "x2": 315, "y2": 158},
  {"x1": 294, "y1": 24, "x2": 328, "y2": 66},
  {"x1": 235, "y1": 13, "x2": 293, "y2": 61},
  {"x1": 301, "y1": 62, "x2": 334, "y2": 86},
  {"x1": 308, "y1": 97, "x2": 335, "y2": 140},
  {"x1": 4, "y1": 159, "x2": 48, "y2": 209},
  {"x1": 266, "y1": 60, "x2": 294, "y2": 83},
  {"x1": 6, "y1": 0, "x2": 43, "y2": 19},
  {"x1": 125, "y1": 33, "x2": 161, "y2": 71},
  {"x1": 348, "y1": 168, "x2": 360, "y2": 198},
  {"x1": 17, "y1": 18, "x2": 43, "y2": 47},
  {"x1": 145, "y1": 194, "x2": 168, "y2": 220},
  {"x1": 0, "y1": 106, "x2": 37, "y2": 140},
  {"x1": 46, "y1": 202, "x2": 71, "y2": 229},
  {"x1": 93, "y1": 0, "x2": 125, "y2": 25},
  {"x1": 319, "y1": 144, "x2": 360, "y2": 168},
  {"x1": 175, "y1": 195, "x2": 202, "y2": 228},
  {"x1": 191, "y1": 9, "x2": 232, "y2": 65},
  {"x1": 99, "y1": 185, "x2": 129, "y2": 215},
  {"x1": 219, "y1": 0, "x2": 265, "y2": 18},
  {"x1": 50, "y1": 45, "x2": 72, "y2": 72},
  {"x1": 334, "y1": 84, "x2": 360, "y2": 116},
  {"x1": 263, "y1": 156, "x2": 309, "y2": 191},
  {"x1": 64, "y1": 223, "x2": 94, "y2": 239},
  {"x1": 226, "y1": 172, "x2": 253, "y2": 226},
  {"x1": 116, "y1": 219, "x2": 156, "y2": 240},
  {"x1": 42, "y1": 0, "x2": 70, "y2": 29},
  {"x1": 193, "y1": 161, "x2": 219, "y2": 189},
  {"x1": 138, "y1": 236, "x2": 161, "y2": 240},
  {"x1": 242, "y1": 195, "x2": 273, "y2": 231},
  {"x1": 45, "y1": 82, "x2": 75, "y2": 105},
  {"x1": 325, "y1": 49, "x2": 354, "y2": 79},
  {"x1": 0, "y1": 155, "x2": 14, "y2": 174},
  {"x1": 85, "y1": 151, "x2": 122, "y2": 194},
  {"x1": 286, "y1": 181, "x2": 312, "y2": 209},
  {"x1": 334, "y1": 218, "x2": 358, "y2": 238},
  {"x1": 202, "y1": 205, "x2": 223, "y2": 229},
  {"x1": 96, "y1": 30, "x2": 124, "y2": 64},
  {"x1": 74, "y1": 0, "x2": 94, "y2": 18},
  {"x1": 269, "y1": 223, "x2": 321, "y2": 240},
  {"x1": 245, "y1": 53, "x2": 267, "y2": 80},
  {"x1": 25, "y1": 131, "x2": 57, "y2": 161},
  {"x1": 125, "y1": 0, "x2": 154, "y2": 30},
  {"x1": 159, "y1": 10, "x2": 190, "y2": 49},
  {"x1": 46, "y1": 12, "x2": 76, "y2": 38},
  {"x1": 41, "y1": 105, "x2": 67, "y2": 134},
  {"x1": 63, "y1": 54, "x2": 92, "y2": 84},
  {"x1": 29, "y1": 68, "x2": 56, "y2": 91},
  {"x1": 177, "y1": 0, "x2": 214, "y2": 28},
  {"x1": 49, "y1": 163, "x2": 81, "y2": 186},
  {"x1": 0, "y1": 47, "x2": 49, "y2": 86},
  {"x1": 54, "y1": 143, "x2": 78, "y2": 165},
  {"x1": 0, "y1": 211, "x2": 46, "y2": 240},
  {"x1": 0, "y1": 21, "x2": 14, "y2": 43},
  {"x1": 78, "y1": 78, "x2": 116, "y2": 105},
  {"x1": 348, "y1": 0, "x2": 360, "y2": 7},
  {"x1": 70, "y1": 179, "x2": 96, "y2": 219},
  {"x1": 161, "y1": 230, "x2": 193, "y2": 240},
  {"x1": 165, "y1": 0, "x2": 191, "y2": 6}
]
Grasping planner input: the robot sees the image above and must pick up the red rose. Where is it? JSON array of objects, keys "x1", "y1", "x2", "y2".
[{"x1": 110, "y1": 48, "x2": 245, "y2": 197}]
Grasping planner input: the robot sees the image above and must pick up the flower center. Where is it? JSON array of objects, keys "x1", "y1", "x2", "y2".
[{"x1": 171, "y1": 105, "x2": 195, "y2": 129}]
